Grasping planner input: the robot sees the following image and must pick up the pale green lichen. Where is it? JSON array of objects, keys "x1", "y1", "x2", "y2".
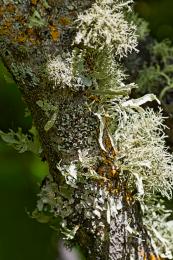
[
  {"x1": 0, "y1": 127, "x2": 41, "y2": 154},
  {"x1": 28, "y1": 10, "x2": 47, "y2": 28},
  {"x1": 47, "y1": 54, "x2": 73, "y2": 89},
  {"x1": 114, "y1": 108, "x2": 173, "y2": 199},
  {"x1": 143, "y1": 200, "x2": 173, "y2": 259},
  {"x1": 74, "y1": 0, "x2": 138, "y2": 58},
  {"x1": 11, "y1": 62, "x2": 39, "y2": 87},
  {"x1": 136, "y1": 39, "x2": 173, "y2": 108},
  {"x1": 128, "y1": 14, "x2": 150, "y2": 40},
  {"x1": 36, "y1": 99, "x2": 58, "y2": 131},
  {"x1": 36, "y1": 99, "x2": 57, "y2": 116}
]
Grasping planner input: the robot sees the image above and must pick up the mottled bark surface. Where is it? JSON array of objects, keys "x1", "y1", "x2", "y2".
[{"x1": 0, "y1": 1, "x2": 159, "y2": 259}]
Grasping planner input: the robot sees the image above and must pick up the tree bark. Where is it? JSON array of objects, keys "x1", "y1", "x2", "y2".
[{"x1": 0, "y1": 1, "x2": 160, "y2": 259}]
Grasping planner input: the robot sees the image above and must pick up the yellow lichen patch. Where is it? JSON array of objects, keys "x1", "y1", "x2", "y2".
[
  {"x1": 59, "y1": 16, "x2": 71, "y2": 26},
  {"x1": 89, "y1": 95, "x2": 100, "y2": 102},
  {"x1": 49, "y1": 24, "x2": 60, "y2": 41},
  {"x1": 140, "y1": 250, "x2": 162, "y2": 260},
  {"x1": 125, "y1": 192, "x2": 134, "y2": 204},
  {"x1": 16, "y1": 34, "x2": 27, "y2": 43}
]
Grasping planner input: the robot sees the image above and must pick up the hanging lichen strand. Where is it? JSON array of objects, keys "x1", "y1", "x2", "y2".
[{"x1": 0, "y1": 0, "x2": 173, "y2": 259}]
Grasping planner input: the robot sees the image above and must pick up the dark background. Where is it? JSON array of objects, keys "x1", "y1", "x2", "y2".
[
  {"x1": 135, "y1": 0, "x2": 173, "y2": 41},
  {"x1": 0, "y1": 1, "x2": 173, "y2": 259}
]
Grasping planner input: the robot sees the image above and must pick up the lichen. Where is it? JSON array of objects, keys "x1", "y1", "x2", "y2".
[
  {"x1": 0, "y1": 126, "x2": 41, "y2": 154},
  {"x1": 33, "y1": 0, "x2": 173, "y2": 258},
  {"x1": 74, "y1": 0, "x2": 138, "y2": 58}
]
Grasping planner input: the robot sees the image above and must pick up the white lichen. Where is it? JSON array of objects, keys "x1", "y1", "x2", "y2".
[
  {"x1": 47, "y1": 54, "x2": 73, "y2": 88},
  {"x1": 74, "y1": 0, "x2": 138, "y2": 58},
  {"x1": 114, "y1": 108, "x2": 173, "y2": 199}
]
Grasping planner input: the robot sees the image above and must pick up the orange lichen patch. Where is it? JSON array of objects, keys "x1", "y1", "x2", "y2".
[
  {"x1": 51, "y1": 29, "x2": 60, "y2": 41},
  {"x1": 111, "y1": 148, "x2": 117, "y2": 158},
  {"x1": 31, "y1": 0, "x2": 38, "y2": 5},
  {"x1": 108, "y1": 165, "x2": 117, "y2": 178},
  {"x1": 98, "y1": 160, "x2": 118, "y2": 178},
  {"x1": 89, "y1": 95, "x2": 100, "y2": 102},
  {"x1": 18, "y1": 27, "x2": 40, "y2": 45},
  {"x1": 17, "y1": 36, "x2": 27, "y2": 43},
  {"x1": 149, "y1": 255, "x2": 162, "y2": 260},
  {"x1": 59, "y1": 16, "x2": 71, "y2": 26},
  {"x1": 49, "y1": 24, "x2": 60, "y2": 41},
  {"x1": 2, "y1": 20, "x2": 12, "y2": 29},
  {"x1": 125, "y1": 192, "x2": 134, "y2": 204},
  {"x1": 140, "y1": 249, "x2": 162, "y2": 260},
  {"x1": 26, "y1": 27, "x2": 35, "y2": 35}
]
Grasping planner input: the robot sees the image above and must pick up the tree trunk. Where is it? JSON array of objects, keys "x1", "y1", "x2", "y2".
[{"x1": 0, "y1": 1, "x2": 165, "y2": 259}]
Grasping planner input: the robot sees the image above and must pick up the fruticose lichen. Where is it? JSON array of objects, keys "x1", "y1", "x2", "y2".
[{"x1": 74, "y1": 0, "x2": 138, "y2": 57}]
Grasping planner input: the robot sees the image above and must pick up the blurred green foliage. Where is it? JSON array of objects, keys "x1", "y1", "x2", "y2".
[
  {"x1": 135, "y1": 0, "x2": 173, "y2": 41},
  {"x1": 0, "y1": 62, "x2": 57, "y2": 260},
  {"x1": 0, "y1": 1, "x2": 173, "y2": 259}
]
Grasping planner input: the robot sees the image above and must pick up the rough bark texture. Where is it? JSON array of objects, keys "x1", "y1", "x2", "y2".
[{"x1": 0, "y1": 1, "x2": 160, "y2": 259}]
